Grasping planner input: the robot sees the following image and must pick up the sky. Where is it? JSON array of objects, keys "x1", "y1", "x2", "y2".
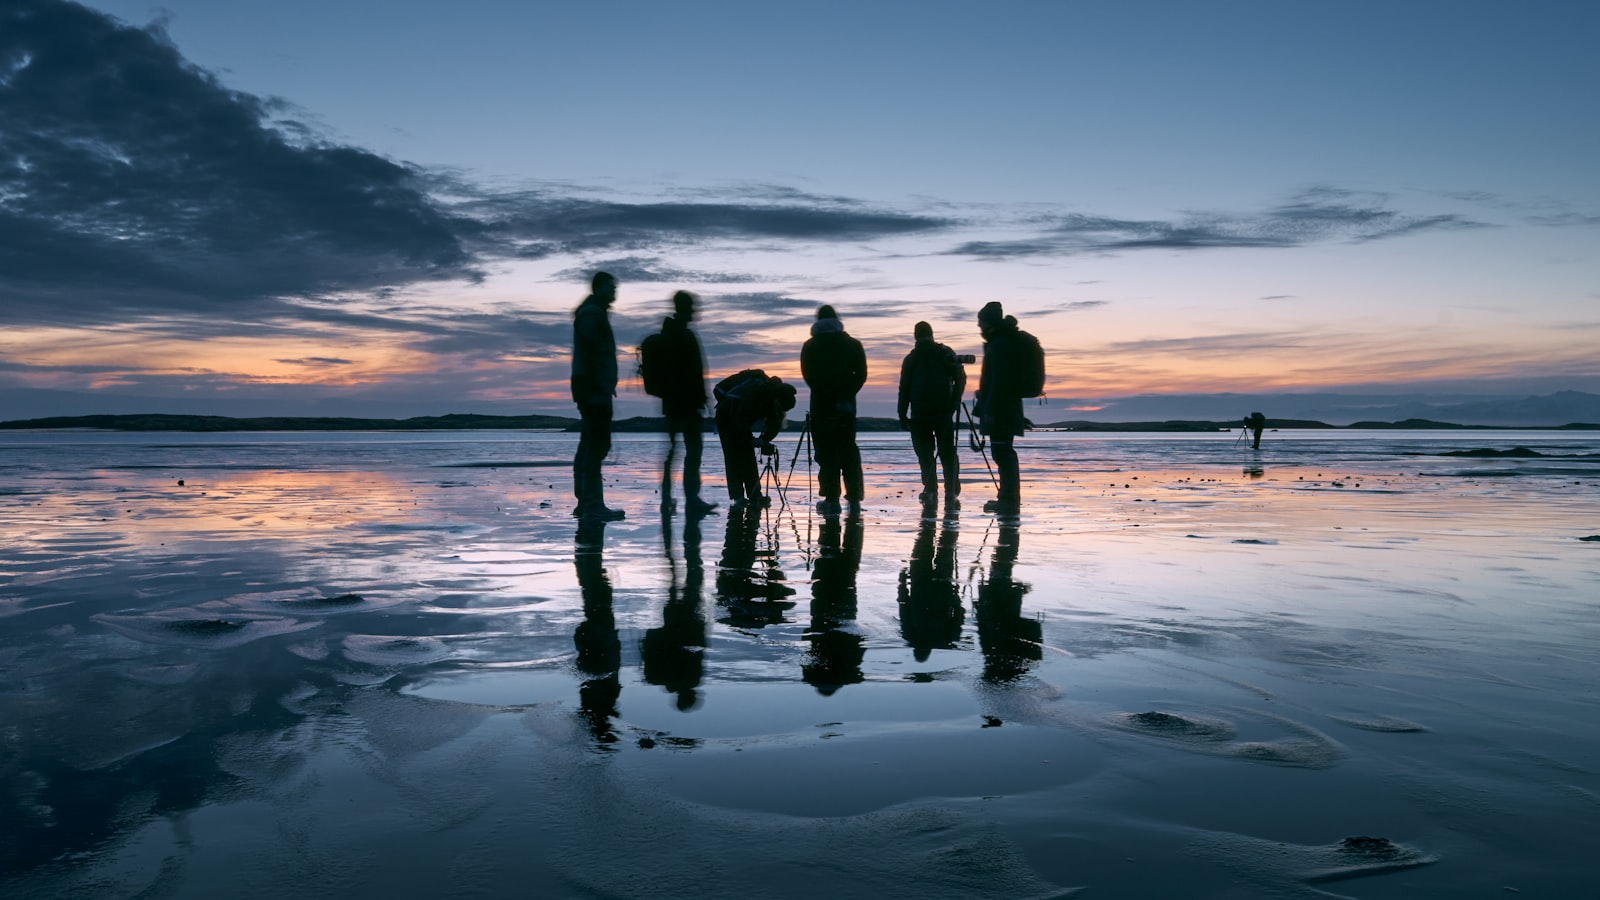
[{"x1": 2, "y1": 0, "x2": 1597, "y2": 421}]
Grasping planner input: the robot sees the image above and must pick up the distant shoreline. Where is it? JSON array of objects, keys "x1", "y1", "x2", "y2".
[{"x1": 2, "y1": 413, "x2": 1597, "y2": 433}]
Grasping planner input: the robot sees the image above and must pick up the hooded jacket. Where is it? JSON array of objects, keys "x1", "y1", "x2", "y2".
[
  {"x1": 897, "y1": 337, "x2": 966, "y2": 422},
  {"x1": 800, "y1": 317, "x2": 867, "y2": 413}
]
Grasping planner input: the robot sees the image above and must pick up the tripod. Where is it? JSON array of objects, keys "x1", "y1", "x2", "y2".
[
  {"x1": 782, "y1": 413, "x2": 814, "y2": 506},
  {"x1": 959, "y1": 401, "x2": 1000, "y2": 490}
]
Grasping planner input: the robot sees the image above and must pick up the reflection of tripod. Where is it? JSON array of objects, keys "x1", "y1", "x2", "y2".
[{"x1": 783, "y1": 413, "x2": 814, "y2": 507}]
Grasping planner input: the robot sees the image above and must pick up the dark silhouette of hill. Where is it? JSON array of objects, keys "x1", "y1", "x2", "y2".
[{"x1": 2, "y1": 413, "x2": 1595, "y2": 433}]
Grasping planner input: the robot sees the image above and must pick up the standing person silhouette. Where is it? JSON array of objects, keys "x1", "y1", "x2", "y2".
[
  {"x1": 974, "y1": 301, "x2": 1032, "y2": 515},
  {"x1": 1245, "y1": 411, "x2": 1267, "y2": 450},
  {"x1": 801, "y1": 305, "x2": 867, "y2": 518},
  {"x1": 571, "y1": 271, "x2": 624, "y2": 521},
  {"x1": 649, "y1": 291, "x2": 718, "y2": 517},
  {"x1": 897, "y1": 320, "x2": 966, "y2": 512}
]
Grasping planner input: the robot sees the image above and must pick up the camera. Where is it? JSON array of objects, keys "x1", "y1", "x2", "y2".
[
  {"x1": 955, "y1": 353, "x2": 977, "y2": 365},
  {"x1": 755, "y1": 438, "x2": 777, "y2": 455}
]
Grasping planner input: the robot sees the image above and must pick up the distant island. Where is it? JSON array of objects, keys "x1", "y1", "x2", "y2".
[{"x1": 2, "y1": 413, "x2": 1596, "y2": 433}]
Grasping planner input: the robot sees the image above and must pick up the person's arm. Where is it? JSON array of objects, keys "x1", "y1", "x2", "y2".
[
  {"x1": 850, "y1": 339, "x2": 868, "y2": 395},
  {"x1": 897, "y1": 353, "x2": 913, "y2": 425}
]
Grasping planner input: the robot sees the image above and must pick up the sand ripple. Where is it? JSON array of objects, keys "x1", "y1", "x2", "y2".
[{"x1": 93, "y1": 610, "x2": 318, "y2": 647}]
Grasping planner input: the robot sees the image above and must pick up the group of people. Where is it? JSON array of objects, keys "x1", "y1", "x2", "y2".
[{"x1": 569, "y1": 271, "x2": 1040, "y2": 522}]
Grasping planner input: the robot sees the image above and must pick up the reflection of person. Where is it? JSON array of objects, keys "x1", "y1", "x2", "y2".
[
  {"x1": 642, "y1": 511, "x2": 708, "y2": 710},
  {"x1": 714, "y1": 503, "x2": 795, "y2": 627},
  {"x1": 573, "y1": 518, "x2": 621, "y2": 745},
  {"x1": 571, "y1": 271, "x2": 624, "y2": 521},
  {"x1": 974, "y1": 301, "x2": 1031, "y2": 515},
  {"x1": 897, "y1": 320, "x2": 966, "y2": 511},
  {"x1": 653, "y1": 291, "x2": 719, "y2": 517},
  {"x1": 898, "y1": 516, "x2": 963, "y2": 662},
  {"x1": 803, "y1": 516, "x2": 865, "y2": 694},
  {"x1": 975, "y1": 522, "x2": 1041, "y2": 684},
  {"x1": 1245, "y1": 411, "x2": 1266, "y2": 450},
  {"x1": 713, "y1": 368, "x2": 796, "y2": 508},
  {"x1": 801, "y1": 305, "x2": 868, "y2": 517}
]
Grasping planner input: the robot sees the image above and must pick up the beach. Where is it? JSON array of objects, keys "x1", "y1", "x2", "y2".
[{"x1": 1, "y1": 429, "x2": 1596, "y2": 898}]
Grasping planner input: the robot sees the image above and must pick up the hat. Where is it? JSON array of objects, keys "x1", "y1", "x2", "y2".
[
  {"x1": 816, "y1": 304, "x2": 838, "y2": 320},
  {"x1": 977, "y1": 301, "x2": 1004, "y2": 327}
]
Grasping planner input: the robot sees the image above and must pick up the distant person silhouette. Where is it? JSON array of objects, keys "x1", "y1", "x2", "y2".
[
  {"x1": 898, "y1": 320, "x2": 967, "y2": 512},
  {"x1": 898, "y1": 515, "x2": 964, "y2": 663},
  {"x1": 642, "y1": 509, "x2": 708, "y2": 711},
  {"x1": 803, "y1": 515, "x2": 865, "y2": 694},
  {"x1": 570, "y1": 271, "x2": 624, "y2": 521},
  {"x1": 975, "y1": 521, "x2": 1041, "y2": 683},
  {"x1": 801, "y1": 305, "x2": 868, "y2": 517},
  {"x1": 573, "y1": 518, "x2": 621, "y2": 745},
  {"x1": 974, "y1": 301, "x2": 1040, "y2": 516},
  {"x1": 712, "y1": 368, "x2": 796, "y2": 508},
  {"x1": 642, "y1": 291, "x2": 718, "y2": 517},
  {"x1": 1245, "y1": 411, "x2": 1266, "y2": 450}
]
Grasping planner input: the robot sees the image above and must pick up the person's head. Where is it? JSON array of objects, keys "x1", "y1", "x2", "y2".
[
  {"x1": 977, "y1": 301, "x2": 1005, "y2": 335},
  {"x1": 816, "y1": 304, "x2": 838, "y2": 321},
  {"x1": 672, "y1": 290, "x2": 697, "y2": 320},
  {"x1": 913, "y1": 321, "x2": 933, "y2": 341},
  {"x1": 591, "y1": 271, "x2": 617, "y2": 304},
  {"x1": 770, "y1": 378, "x2": 797, "y2": 413}
]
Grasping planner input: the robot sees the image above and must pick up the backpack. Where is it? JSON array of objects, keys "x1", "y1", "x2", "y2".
[
  {"x1": 637, "y1": 322, "x2": 671, "y2": 398},
  {"x1": 1015, "y1": 330, "x2": 1046, "y2": 399}
]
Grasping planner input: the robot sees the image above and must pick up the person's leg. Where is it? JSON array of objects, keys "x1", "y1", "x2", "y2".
[
  {"x1": 682, "y1": 415, "x2": 705, "y2": 504},
  {"x1": 576, "y1": 401, "x2": 614, "y2": 513},
  {"x1": 934, "y1": 419, "x2": 960, "y2": 499},
  {"x1": 812, "y1": 415, "x2": 842, "y2": 502},
  {"x1": 661, "y1": 422, "x2": 680, "y2": 506},
  {"x1": 991, "y1": 436, "x2": 1019, "y2": 509},
  {"x1": 842, "y1": 425, "x2": 864, "y2": 505},
  {"x1": 910, "y1": 421, "x2": 937, "y2": 497},
  {"x1": 716, "y1": 415, "x2": 747, "y2": 500}
]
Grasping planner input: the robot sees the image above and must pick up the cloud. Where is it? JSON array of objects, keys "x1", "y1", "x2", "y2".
[
  {"x1": 0, "y1": 0, "x2": 479, "y2": 327},
  {"x1": 548, "y1": 256, "x2": 775, "y2": 286},
  {"x1": 274, "y1": 357, "x2": 354, "y2": 367},
  {"x1": 945, "y1": 188, "x2": 1489, "y2": 259},
  {"x1": 0, "y1": 1, "x2": 955, "y2": 332}
]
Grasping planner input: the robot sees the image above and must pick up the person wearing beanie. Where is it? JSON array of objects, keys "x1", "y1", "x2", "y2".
[
  {"x1": 800, "y1": 304, "x2": 868, "y2": 517},
  {"x1": 897, "y1": 320, "x2": 966, "y2": 511},
  {"x1": 973, "y1": 300, "x2": 1034, "y2": 515}
]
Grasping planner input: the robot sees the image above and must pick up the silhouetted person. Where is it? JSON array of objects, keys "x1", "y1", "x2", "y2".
[
  {"x1": 646, "y1": 290, "x2": 718, "y2": 517},
  {"x1": 642, "y1": 509, "x2": 708, "y2": 710},
  {"x1": 974, "y1": 301, "x2": 1034, "y2": 515},
  {"x1": 713, "y1": 368, "x2": 796, "y2": 508},
  {"x1": 573, "y1": 518, "x2": 621, "y2": 745},
  {"x1": 571, "y1": 271, "x2": 624, "y2": 521},
  {"x1": 898, "y1": 516, "x2": 964, "y2": 663},
  {"x1": 801, "y1": 304, "x2": 868, "y2": 517},
  {"x1": 715, "y1": 503, "x2": 795, "y2": 627},
  {"x1": 1245, "y1": 411, "x2": 1266, "y2": 450},
  {"x1": 803, "y1": 515, "x2": 865, "y2": 694},
  {"x1": 975, "y1": 521, "x2": 1041, "y2": 683},
  {"x1": 898, "y1": 320, "x2": 967, "y2": 512}
]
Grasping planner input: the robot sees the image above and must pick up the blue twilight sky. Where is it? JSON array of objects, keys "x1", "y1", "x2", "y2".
[{"x1": 2, "y1": 0, "x2": 1597, "y2": 420}]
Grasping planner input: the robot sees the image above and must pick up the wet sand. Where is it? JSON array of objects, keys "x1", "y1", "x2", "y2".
[{"x1": 1, "y1": 431, "x2": 1596, "y2": 898}]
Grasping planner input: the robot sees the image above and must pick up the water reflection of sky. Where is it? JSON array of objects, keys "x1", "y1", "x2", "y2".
[{"x1": 1, "y1": 431, "x2": 1596, "y2": 894}]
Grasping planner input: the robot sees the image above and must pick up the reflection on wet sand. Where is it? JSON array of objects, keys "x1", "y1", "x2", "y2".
[
  {"x1": 802, "y1": 516, "x2": 865, "y2": 694},
  {"x1": 641, "y1": 514, "x2": 708, "y2": 711},
  {"x1": 975, "y1": 522, "x2": 1041, "y2": 683},
  {"x1": 899, "y1": 516, "x2": 965, "y2": 662},
  {"x1": 714, "y1": 505, "x2": 794, "y2": 627},
  {"x1": 572, "y1": 519, "x2": 620, "y2": 746}
]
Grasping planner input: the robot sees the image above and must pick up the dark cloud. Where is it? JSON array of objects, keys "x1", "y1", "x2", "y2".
[
  {"x1": 548, "y1": 256, "x2": 773, "y2": 286},
  {"x1": 0, "y1": 0, "x2": 479, "y2": 326},
  {"x1": 1045, "y1": 300, "x2": 1108, "y2": 313},
  {"x1": 946, "y1": 188, "x2": 1489, "y2": 259},
  {"x1": 0, "y1": 1, "x2": 954, "y2": 332},
  {"x1": 274, "y1": 357, "x2": 353, "y2": 367}
]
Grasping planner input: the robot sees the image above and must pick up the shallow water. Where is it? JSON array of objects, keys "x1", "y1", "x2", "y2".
[{"x1": 2, "y1": 429, "x2": 1597, "y2": 898}]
